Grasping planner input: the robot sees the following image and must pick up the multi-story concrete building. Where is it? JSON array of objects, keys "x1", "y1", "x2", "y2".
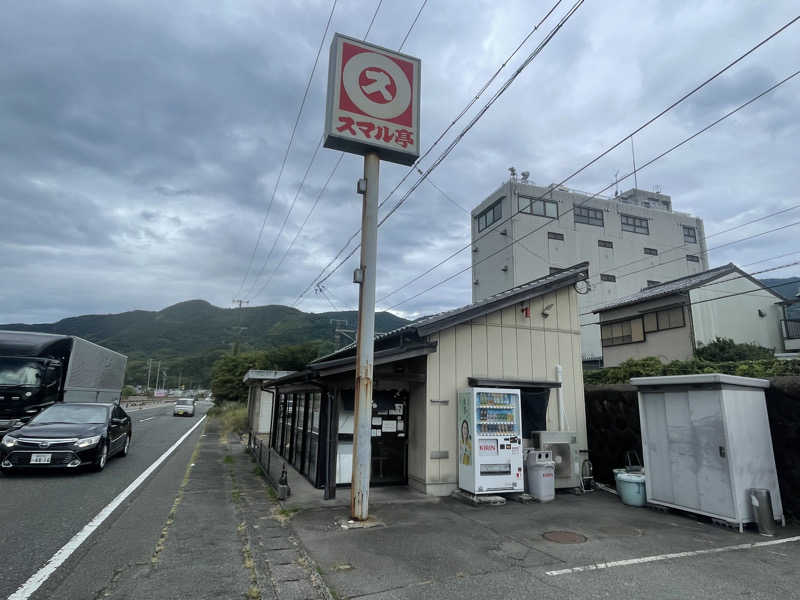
[{"x1": 471, "y1": 177, "x2": 708, "y2": 363}]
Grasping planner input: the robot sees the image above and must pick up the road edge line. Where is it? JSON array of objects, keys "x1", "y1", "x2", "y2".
[
  {"x1": 9, "y1": 415, "x2": 208, "y2": 600},
  {"x1": 545, "y1": 535, "x2": 800, "y2": 576}
]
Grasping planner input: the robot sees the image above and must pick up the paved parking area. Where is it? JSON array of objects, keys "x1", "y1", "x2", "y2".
[{"x1": 287, "y1": 490, "x2": 800, "y2": 600}]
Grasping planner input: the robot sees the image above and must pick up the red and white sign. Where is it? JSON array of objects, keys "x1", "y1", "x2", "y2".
[
  {"x1": 324, "y1": 33, "x2": 420, "y2": 166},
  {"x1": 479, "y1": 439, "x2": 498, "y2": 456}
]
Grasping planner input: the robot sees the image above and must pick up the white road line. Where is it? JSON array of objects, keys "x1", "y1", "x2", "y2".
[
  {"x1": 546, "y1": 535, "x2": 800, "y2": 576},
  {"x1": 138, "y1": 417, "x2": 155, "y2": 422},
  {"x1": 9, "y1": 415, "x2": 207, "y2": 600}
]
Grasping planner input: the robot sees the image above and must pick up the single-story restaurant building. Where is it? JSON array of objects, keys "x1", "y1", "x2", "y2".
[{"x1": 264, "y1": 263, "x2": 590, "y2": 497}]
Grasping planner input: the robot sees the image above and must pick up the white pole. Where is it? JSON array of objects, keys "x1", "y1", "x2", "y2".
[{"x1": 351, "y1": 151, "x2": 379, "y2": 521}]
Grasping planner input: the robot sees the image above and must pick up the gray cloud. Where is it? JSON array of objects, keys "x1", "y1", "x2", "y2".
[{"x1": 1, "y1": 0, "x2": 799, "y2": 325}]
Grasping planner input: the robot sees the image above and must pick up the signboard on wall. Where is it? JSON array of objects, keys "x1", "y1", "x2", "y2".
[{"x1": 324, "y1": 33, "x2": 421, "y2": 166}]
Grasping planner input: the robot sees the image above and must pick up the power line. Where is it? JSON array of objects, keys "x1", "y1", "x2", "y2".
[
  {"x1": 384, "y1": 68, "x2": 800, "y2": 310},
  {"x1": 306, "y1": 0, "x2": 586, "y2": 298},
  {"x1": 294, "y1": 0, "x2": 566, "y2": 304},
  {"x1": 399, "y1": 0, "x2": 427, "y2": 51},
  {"x1": 582, "y1": 202, "x2": 800, "y2": 288},
  {"x1": 235, "y1": 0, "x2": 339, "y2": 299},
  {"x1": 581, "y1": 274, "x2": 800, "y2": 328},
  {"x1": 375, "y1": 18, "x2": 799, "y2": 306},
  {"x1": 244, "y1": 0, "x2": 385, "y2": 301}
]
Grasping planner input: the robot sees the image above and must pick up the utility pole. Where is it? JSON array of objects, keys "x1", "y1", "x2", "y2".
[
  {"x1": 351, "y1": 151, "x2": 379, "y2": 521},
  {"x1": 232, "y1": 299, "x2": 249, "y2": 355},
  {"x1": 146, "y1": 359, "x2": 152, "y2": 394},
  {"x1": 154, "y1": 360, "x2": 161, "y2": 394}
]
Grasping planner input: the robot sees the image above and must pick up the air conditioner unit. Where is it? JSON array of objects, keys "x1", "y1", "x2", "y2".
[{"x1": 530, "y1": 431, "x2": 581, "y2": 489}]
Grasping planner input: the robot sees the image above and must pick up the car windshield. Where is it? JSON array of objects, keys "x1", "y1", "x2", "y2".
[
  {"x1": 176, "y1": 399, "x2": 194, "y2": 406},
  {"x1": 0, "y1": 358, "x2": 43, "y2": 386},
  {"x1": 30, "y1": 404, "x2": 108, "y2": 424}
]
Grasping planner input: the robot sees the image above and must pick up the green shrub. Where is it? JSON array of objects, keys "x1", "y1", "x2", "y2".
[{"x1": 695, "y1": 337, "x2": 774, "y2": 362}]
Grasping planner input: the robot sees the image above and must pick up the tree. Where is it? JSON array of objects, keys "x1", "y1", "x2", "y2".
[
  {"x1": 209, "y1": 342, "x2": 325, "y2": 404},
  {"x1": 695, "y1": 337, "x2": 773, "y2": 362},
  {"x1": 121, "y1": 385, "x2": 137, "y2": 398}
]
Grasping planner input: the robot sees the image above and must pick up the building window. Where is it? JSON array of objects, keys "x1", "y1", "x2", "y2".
[
  {"x1": 646, "y1": 280, "x2": 661, "y2": 287},
  {"x1": 686, "y1": 254, "x2": 700, "y2": 263},
  {"x1": 519, "y1": 195, "x2": 558, "y2": 218},
  {"x1": 575, "y1": 205, "x2": 604, "y2": 227},
  {"x1": 600, "y1": 274, "x2": 616, "y2": 282},
  {"x1": 601, "y1": 317, "x2": 645, "y2": 347},
  {"x1": 621, "y1": 214, "x2": 649, "y2": 235},
  {"x1": 644, "y1": 247, "x2": 658, "y2": 256},
  {"x1": 643, "y1": 306, "x2": 685, "y2": 333},
  {"x1": 547, "y1": 231, "x2": 564, "y2": 241},
  {"x1": 476, "y1": 199, "x2": 503, "y2": 232},
  {"x1": 683, "y1": 225, "x2": 697, "y2": 244},
  {"x1": 598, "y1": 240, "x2": 613, "y2": 249}
]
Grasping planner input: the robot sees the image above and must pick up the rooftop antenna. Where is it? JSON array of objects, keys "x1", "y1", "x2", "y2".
[
  {"x1": 521, "y1": 171, "x2": 530, "y2": 183},
  {"x1": 614, "y1": 170, "x2": 620, "y2": 197},
  {"x1": 508, "y1": 166, "x2": 517, "y2": 180},
  {"x1": 630, "y1": 137, "x2": 639, "y2": 190},
  {"x1": 654, "y1": 184, "x2": 662, "y2": 194}
]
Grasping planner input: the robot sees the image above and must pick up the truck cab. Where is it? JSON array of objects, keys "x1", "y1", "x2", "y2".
[{"x1": 0, "y1": 357, "x2": 63, "y2": 428}]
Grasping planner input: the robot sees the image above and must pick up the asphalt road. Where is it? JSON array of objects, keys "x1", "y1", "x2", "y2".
[{"x1": 0, "y1": 401, "x2": 211, "y2": 600}]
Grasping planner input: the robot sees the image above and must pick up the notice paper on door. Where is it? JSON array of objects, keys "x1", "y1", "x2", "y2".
[
  {"x1": 382, "y1": 420, "x2": 397, "y2": 432},
  {"x1": 372, "y1": 417, "x2": 382, "y2": 426}
]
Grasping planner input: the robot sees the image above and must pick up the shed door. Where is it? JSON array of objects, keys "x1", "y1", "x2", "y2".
[
  {"x1": 664, "y1": 391, "x2": 701, "y2": 511},
  {"x1": 641, "y1": 392, "x2": 674, "y2": 503},
  {"x1": 688, "y1": 391, "x2": 734, "y2": 518}
]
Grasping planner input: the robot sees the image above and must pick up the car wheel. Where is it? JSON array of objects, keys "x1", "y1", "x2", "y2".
[
  {"x1": 93, "y1": 441, "x2": 108, "y2": 472},
  {"x1": 120, "y1": 433, "x2": 131, "y2": 457}
]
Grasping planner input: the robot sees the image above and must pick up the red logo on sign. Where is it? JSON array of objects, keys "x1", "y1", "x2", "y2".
[{"x1": 339, "y1": 42, "x2": 414, "y2": 127}]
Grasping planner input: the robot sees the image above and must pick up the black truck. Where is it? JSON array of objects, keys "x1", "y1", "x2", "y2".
[{"x1": 0, "y1": 331, "x2": 128, "y2": 436}]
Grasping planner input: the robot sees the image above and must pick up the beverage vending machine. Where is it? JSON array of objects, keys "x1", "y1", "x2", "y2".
[{"x1": 457, "y1": 387, "x2": 524, "y2": 494}]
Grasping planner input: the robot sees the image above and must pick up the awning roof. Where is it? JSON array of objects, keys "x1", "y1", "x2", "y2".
[{"x1": 467, "y1": 377, "x2": 561, "y2": 389}]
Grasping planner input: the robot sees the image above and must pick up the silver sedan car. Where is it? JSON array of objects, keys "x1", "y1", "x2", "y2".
[{"x1": 173, "y1": 398, "x2": 195, "y2": 417}]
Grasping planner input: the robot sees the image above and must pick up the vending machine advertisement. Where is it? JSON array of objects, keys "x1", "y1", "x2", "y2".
[{"x1": 458, "y1": 387, "x2": 524, "y2": 494}]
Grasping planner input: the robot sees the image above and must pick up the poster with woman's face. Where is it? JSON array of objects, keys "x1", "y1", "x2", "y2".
[{"x1": 458, "y1": 392, "x2": 472, "y2": 466}]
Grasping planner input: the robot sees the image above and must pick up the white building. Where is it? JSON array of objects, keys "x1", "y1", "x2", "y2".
[
  {"x1": 471, "y1": 178, "x2": 708, "y2": 363},
  {"x1": 593, "y1": 263, "x2": 786, "y2": 367}
]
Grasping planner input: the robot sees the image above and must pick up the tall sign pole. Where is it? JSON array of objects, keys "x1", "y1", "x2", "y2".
[{"x1": 324, "y1": 33, "x2": 420, "y2": 521}]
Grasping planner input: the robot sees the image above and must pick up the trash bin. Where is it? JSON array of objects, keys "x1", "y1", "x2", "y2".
[
  {"x1": 526, "y1": 451, "x2": 555, "y2": 502},
  {"x1": 617, "y1": 473, "x2": 646, "y2": 507},
  {"x1": 748, "y1": 488, "x2": 776, "y2": 536}
]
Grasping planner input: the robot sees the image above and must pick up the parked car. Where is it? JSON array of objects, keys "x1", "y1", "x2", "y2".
[
  {"x1": 0, "y1": 403, "x2": 131, "y2": 474},
  {"x1": 173, "y1": 398, "x2": 195, "y2": 417}
]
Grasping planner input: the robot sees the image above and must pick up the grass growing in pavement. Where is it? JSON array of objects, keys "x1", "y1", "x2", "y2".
[
  {"x1": 223, "y1": 455, "x2": 234, "y2": 464},
  {"x1": 208, "y1": 402, "x2": 248, "y2": 435}
]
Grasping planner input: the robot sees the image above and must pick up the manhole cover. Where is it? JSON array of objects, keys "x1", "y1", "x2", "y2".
[{"x1": 542, "y1": 530, "x2": 587, "y2": 544}]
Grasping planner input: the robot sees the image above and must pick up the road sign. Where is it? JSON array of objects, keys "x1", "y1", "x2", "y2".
[{"x1": 324, "y1": 33, "x2": 420, "y2": 166}]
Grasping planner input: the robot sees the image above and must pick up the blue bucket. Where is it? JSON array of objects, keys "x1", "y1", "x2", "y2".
[{"x1": 617, "y1": 473, "x2": 646, "y2": 507}]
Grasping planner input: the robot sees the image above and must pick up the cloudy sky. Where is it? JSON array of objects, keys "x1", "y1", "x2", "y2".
[{"x1": 1, "y1": 1, "x2": 798, "y2": 324}]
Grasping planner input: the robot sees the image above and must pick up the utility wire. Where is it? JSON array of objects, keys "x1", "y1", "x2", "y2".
[
  {"x1": 580, "y1": 274, "x2": 800, "y2": 327},
  {"x1": 385, "y1": 68, "x2": 800, "y2": 310},
  {"x1": 235, "y1": 0, "x2": 339, "y2": 299},
  {"x1": 245, "y1": 0, "x2": 383, "y2": 301},
  {"x1": 316, "y1": 14, "x2": 799, "y2": 303},
  {"x1": 375, "y1": 18, "x2": 799, "y2": 305},
  {"x1": 581, "y1": 203, "x2": 800, "y2": 288},
  {"x1": 294, "y1": 0, "x2": 566, "y2": 304},
  {"x1": 307, "y1": 0, "x2": 584, "y2": 299},
  {"x1": 399, "y1": 0, "x2": 427, "y2": 51}
]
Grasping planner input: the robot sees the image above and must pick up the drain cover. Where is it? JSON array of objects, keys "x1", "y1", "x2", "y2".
[{"x1": 543, "y1": 530, "x2": 587, "y2": 544}]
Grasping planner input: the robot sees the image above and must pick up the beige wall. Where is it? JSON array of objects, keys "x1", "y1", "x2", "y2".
[
  {"x1": 690, "y1": 273, "x2": 784, "y2": 352},
  {"x1": 600, "y1": 297, "x2": 695, "y2": 367},
  {"x1": 421, "y1": 286, "x2": 586, "y2": 496}
]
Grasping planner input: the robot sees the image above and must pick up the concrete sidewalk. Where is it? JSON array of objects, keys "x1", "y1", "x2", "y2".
[
  {"x1": 287, "y1": 489, "x2": 800, "y2": 600},
  {"x1": 108, "y1": 420, "x2": 329, "y2": 600}
]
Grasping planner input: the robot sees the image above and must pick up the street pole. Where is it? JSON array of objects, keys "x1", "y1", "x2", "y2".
[
  {"x1": 350, "y1": 151, "x2": 379, "y2": 521},
  {"x1": 154, "y1": 361, "x2": 161, "y2": 394},
  {"x1": 146, "y1": 359, "x2": 152, "y2": 394}
]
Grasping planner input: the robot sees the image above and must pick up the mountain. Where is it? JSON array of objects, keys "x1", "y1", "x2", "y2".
[{"x1": 0, "y1": 301, "x2": 410, "y2": 387}]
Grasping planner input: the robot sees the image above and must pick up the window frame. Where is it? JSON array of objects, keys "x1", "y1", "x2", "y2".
[
  {"x1": 643, "y1": 247, "x2": 658, "y2": 256},
  {"x1": 598, "y1": 239, "x2": 613, "y2": 249},
  {"x1": 476, "y1": 199, "x2": 503, "y2": 232},
  {"x1": 601, "y1": 316, "x2": 645, "y2": 347},
  {"x1": 686, "y1": 254, "x2": 700, "y2": 263},
  {"x1": 643, "y1": 306, "x2": 686, "y2": 333},
  {"x1": 519, "y1": 195, "x2": 558, "y2": 219},
  {"x1": 683, "y1": 225, "x2": 697, "y2": 244},
  {"x1": 600, "y1": 273, "x2": 616, "y2": 282},
  {"x1": 621, "y1": 214, "x2": 650, "y2": 235},
  {"x1": 574, "y1": 205, "x2": 604, "y2": 227},
  {"x1": 547, "y1": 231, "x2": 564, "y2": 241}
]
